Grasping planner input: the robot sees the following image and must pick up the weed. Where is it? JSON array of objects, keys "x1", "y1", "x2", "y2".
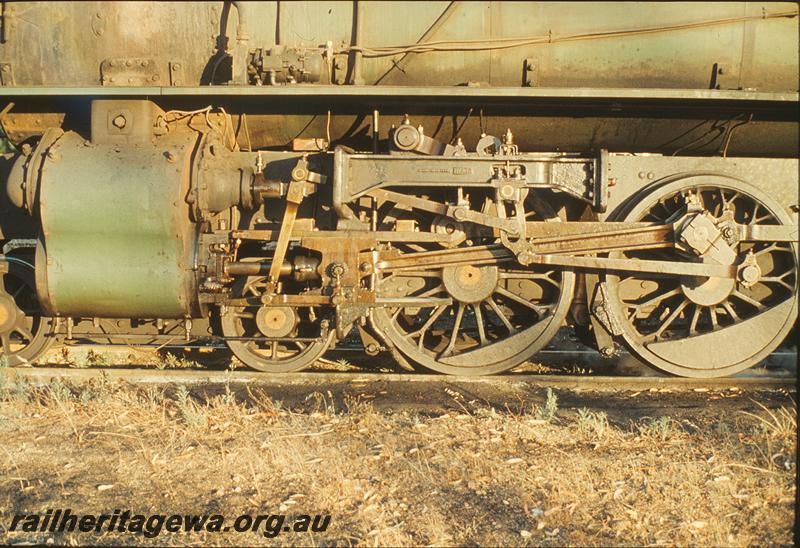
[
  {"x1": 639, "y1": 416, "x2": 676, "y2": 442},
  {"x1": 534, "y1": 388, "x2": 558, "y2": 422},
  {"x1": 740, "y1": 401, "x2": 796, "y2": 440},
  {"x1": 162, "y1": 353, "x2": 182, "y2": 369},
  {"x1": 175, "y1": 385, "x2": 207, "y2": 428},
  {"x1": 159, "y1": 352, "x2": 198, "y2": 370},
  {"x1": 10, "y1": 374, "x2": 31, "y2": 403},
  {"x1": 79, "y1": 388, "x2": 94, "y2": 406},
  {"x1": 70, "y1": 353, "x2": 90, "y2": 369},
  {"x1": 48, "y1": 378, "x2": 72, "y2": 403},
  {"x1": 0, "y1": 354, "x2": 9, "y2": 368},
  {"x1": 86, "y1": 350, "x2": 108, "y2": 366},
  {"x1": 143, "y1": 386, "x2": 163, "y2": 408},
  {"x1": 576, "y1": 408, "x2": 608, "y2": 438}
]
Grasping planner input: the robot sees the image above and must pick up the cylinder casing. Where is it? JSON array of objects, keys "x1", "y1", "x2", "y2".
[{"x1": 34, "y1": 131, "x2": 198, "y2": 318}]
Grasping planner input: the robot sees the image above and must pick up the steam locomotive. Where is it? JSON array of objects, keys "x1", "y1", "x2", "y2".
[{"x1": 0, "y1": 2, "x2": 797, "y2": 377}]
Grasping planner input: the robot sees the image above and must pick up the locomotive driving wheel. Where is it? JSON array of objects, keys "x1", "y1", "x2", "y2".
[
  {"x1": 371, "y1": 192, "x2": 575, "y2": 375},
  {"x1": 372, "y1": 263, "x2": 573, "y2": 375},
  {"x1": 604, "y1": 177, "x2": 798, "y2": 378},
  {"x1": 220, "y1": 275, "x2": 333, "y2": 372},
  {"x1": 0, "y1": 258, "x2": 55, "y2": 366}
]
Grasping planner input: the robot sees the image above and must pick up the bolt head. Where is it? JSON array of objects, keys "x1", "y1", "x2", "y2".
[
  {"x1": 291, "y1": 167, "x2": 308, "y2": 181},
  {"x1": 741, "y1": 264, "x2": 760, "y2": 283},
  {"x1": 112, "y1": 114, "x2": 127, "y2": 129}
]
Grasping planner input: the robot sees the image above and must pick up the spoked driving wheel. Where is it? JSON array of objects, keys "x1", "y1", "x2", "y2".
[
  {"x1": 373, "y1": 263, "x2": 574, "y2": 375},
  {"x1": 0, "y1": 257, "x2": 55, "y2": 366},
  {"x1": 604, "y1": 177, "x2": 798, "y2": 377},
  {"x1": 220, "y1": 276, "x2": 333, "y2": 372}
]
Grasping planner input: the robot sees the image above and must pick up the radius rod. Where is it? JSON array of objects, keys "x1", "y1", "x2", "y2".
[{"x1": 376, "y1": 244, "x2": 736, "y2": 278}]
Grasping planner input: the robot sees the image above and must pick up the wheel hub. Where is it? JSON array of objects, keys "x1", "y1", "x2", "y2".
[
  {"x1": 442, "y1": 265, "x2": 498, "y2": 303},
  {"x1": 255, "y1": 306, "x2": 297, "y2": 337}
]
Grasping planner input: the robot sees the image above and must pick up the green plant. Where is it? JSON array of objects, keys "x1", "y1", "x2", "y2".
[
  {"x1": 534, "y1": 388, "x2": 558, "y2": 422},
  {"x1": 48, "y1": 378, "x2": 72, "y2": 403},
  {"x1": 639, "y1": 416, "x2": 675, "y2": 441},
  {"x1": 175, "y1": 385, "x2": 207, "y2": 428},
  {"x1": 86, "y1": 349, "x2": 108, "y2": 366},
  {"x1": 10, "y1": 374, "x2": 31, "y2": 403},
  {"x1": 577, "y1": 408, "x2": 608, "y2": 438}
]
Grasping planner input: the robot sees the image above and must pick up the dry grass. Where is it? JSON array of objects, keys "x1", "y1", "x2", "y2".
[{"x1": 0, "y1": 373, "x2": 795, "y2": 546}]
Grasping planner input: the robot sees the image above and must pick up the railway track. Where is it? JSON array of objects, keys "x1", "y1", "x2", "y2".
[{"x1": 3, "y1": 364, "x2": 795, "y2": 392}]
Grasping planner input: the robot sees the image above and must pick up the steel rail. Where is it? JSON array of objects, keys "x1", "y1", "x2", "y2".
[{"x1": 3, "y1": 366, "x2": 794, "y2": 392}]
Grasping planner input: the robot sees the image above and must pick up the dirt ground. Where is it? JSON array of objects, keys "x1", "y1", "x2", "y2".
[{"x1": 0, "y1": 365, "x2": 796, "y2": 546}]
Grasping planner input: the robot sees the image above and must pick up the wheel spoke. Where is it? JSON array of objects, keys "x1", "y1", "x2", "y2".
[
  {"x1": 473, "y1": 304, "x2": 488, "y2": 346},
  {"x1": 731, "y1": 290, "x2": 766, "y2": 311},
  {"x1": 407, "y1": 305, "x2": 446, "y2": 349},
  {"x1": 486, "y1": 297, "x2": 517, "y2": 334},
  {"x1": 391, "y1": 307, "x2": 403, "y2": 322},
  {"x1": 13, "y1": 324, "x2": 33, "y2": 341},
  {"x1": 721, "y1": 301, "x2": 740, "y2": 322},
  {"x1": 495, "y1": 286, "x2": 547, "y2": 315},
  {"x1": 1, "y1": 333, "x2": 12, "y2": 351},
  {"x1": 652, "y1": 299, "x2": 689, "y2": 339},
  {"x1": 626, "y1": 287, "x2": 681, "y2": 320},
  {"x1": 439, "y1": 304, "x2": 465, "y2": 358},
  {"x1": 758, "y1": 275, "x2": 795, "y2": 292},
  {"x1": 709, "y1": 306, "x2": 719, "y2": 330},
  {"x1": 688, "y1": 305, "x2": 701, "y2": 335},
  {"x1": 414, "y1": 284, "x2": 446, "y2": 299}
]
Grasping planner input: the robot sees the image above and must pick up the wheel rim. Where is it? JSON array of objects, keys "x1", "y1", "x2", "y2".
[
  {"x1": 220, "y1": 276, "x2": 332, "y2": 373},
  {"x1": 0, "y1": 258, "x2": 55, "y2": 366},
  {"x1": 605, "y1": 177, "x2": 798, "y2": 377}
]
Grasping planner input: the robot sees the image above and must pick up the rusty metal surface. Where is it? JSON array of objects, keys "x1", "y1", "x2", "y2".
[{"x1": 0, "y1": 112, "x2": 65, "y2": 144}]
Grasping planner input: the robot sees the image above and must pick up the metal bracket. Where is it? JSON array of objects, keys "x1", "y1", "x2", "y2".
[
  {"x1": 594, "y1": 149, "x2": 609, "y2": 213},
  {"x1": 332, "y1": 54, "x2": 349, "y2": 85},
  {"x1": 0, "y1": 62, "x2": 13, "y2": 86},
  {"x1": 591, "y1": 283, "x2": 623, "y2": 337},
  {"x1": 100, "y1": 58, "x2": 161, "y2": 86},
  {"x1": 169, "y1": 61, "x2": 184, "y2": 86},
  {"x1": 0, "y1": 113, "x2": 65, "y2": 144},
  {"x1": 523, "y1": 58, "x2": 540, "y2": 87},
  {"x1": 710, "y1": 62, "x2": 737, "y2": 90}
]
